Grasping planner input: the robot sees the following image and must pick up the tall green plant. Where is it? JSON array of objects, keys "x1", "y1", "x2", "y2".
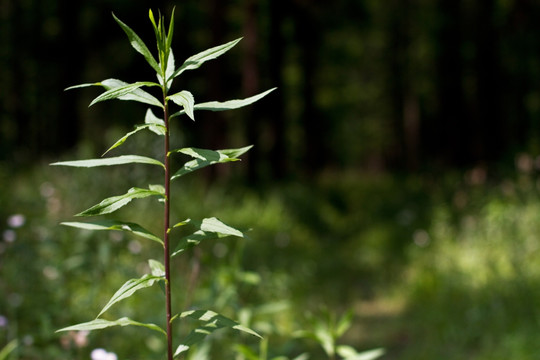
[{"x1": 52, "y1": 9, "x2": 274, "y2": 360}]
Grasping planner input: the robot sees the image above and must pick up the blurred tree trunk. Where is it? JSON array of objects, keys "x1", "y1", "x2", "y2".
[
  {"x1": 386, "y1": 0, "x2": 420, "y2": 170},
  {"x1": 505, "y1": 0, "x2": 537, "y2": 149},
  {"x1": 434, "y1": 0, "x2": 467, "y2": 166},
  {"x1": 1, "y1": 0, "x2": 16, "y2": 160},
  {"x1": 55, "y1": 0, "x2": 81, "y2": 152},
  {"x1": 10, "y1": 0, "x2": 30, "y2": 156},
  {"x1": 473, "y1": 0, "x2": 501, "y2": 162},
  {"x1": 202, "y1": 0, "x2": 227, "y2": 178},
  {"x1": 292, "y1": 1, "x2": 324, "y2": 174},
  {"x1": 267, "y1": 0, "x2": 287, "y2": 179},
  {"x1": 243, "y1": 0, "x2": 261, "y2": 182}
]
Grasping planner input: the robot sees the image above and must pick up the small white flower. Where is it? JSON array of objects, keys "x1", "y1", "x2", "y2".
[
  {"x1": 91, "y1": 348, "x2": 117, "y2": 360},
  {"x1": 7, "y1": 214, "x2": 25, "y2": 228},
  {"x1": 73, "y1": 330, "x2": 89, "y2": 347},
  {"x1": 91, "y1": 348, "x2": 107, "y2": 360}
]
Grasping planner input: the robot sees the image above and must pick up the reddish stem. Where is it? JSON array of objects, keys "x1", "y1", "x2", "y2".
[{"x1": 163, "y1": 93, "x2": 173, "y2": 360}]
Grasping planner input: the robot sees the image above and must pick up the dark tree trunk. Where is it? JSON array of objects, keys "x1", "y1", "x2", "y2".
[
  {"x1": 473, "y1": 0, "x2": 501, "y2": 162},
  {"x1": 387, "y1": 0, "x2": 419, "y2": 170},
  {"x1": 267, "y1": 0, "x2": 287, "y2": 179},
  {"x1": 434, "y1": 0, "x2": 467, "y2": 166},
  {"x1": 243, "y1": 0, "x2": 261, "y2": 182},
  {"x1": 202, "y1": 0, "x2": 228, "y2": 179},
  {"x1": 292, "y1": 1, "x2": 324, "y2": 174},
  {"x1": 55, "y1": 0, "x2": 82, "y2": 152}
]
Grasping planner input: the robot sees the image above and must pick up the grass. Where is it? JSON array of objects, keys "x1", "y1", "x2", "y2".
[{"x1": 2, "y1": 151, "x2": 540, "y2": 359}]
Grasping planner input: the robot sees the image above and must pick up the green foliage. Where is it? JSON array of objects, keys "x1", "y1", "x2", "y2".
[
  {"x1": 52, "y1": 9, "x2": 273, "y2": 360},
  {"x1": 0, "y1": 340, "x2": 17, "y2": 360},
  {"x1": 297, "y1": 309, "x2": 384, "y2": 360}
]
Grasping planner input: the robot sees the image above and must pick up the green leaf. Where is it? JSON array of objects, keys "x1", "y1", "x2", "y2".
[
  {"x1": 113, "y1": 13, "x2": 161, "y2": 73},
  {"x1": 170, "y1": 38, "x2": 242, "y2": 80},
  {"x1": 168, "y1": 91, "x2": 195, "y2": 121},
  {"x1": 148, "y1": 259, "x2": 165, "y2": 277},
  {"x1": 66, "y1": 79, "x2": 163, "y2": 108},
  {"x1": 157, "y1": 50, "x2": 175, "y2": 91},
  {"x1": 145, "y1": 108, "x2": 166, "y2": 135},
  {"x1": 149, "y1": 9, "x2": 159, "y2": 39},
  {"x1": 314, "y1": 325, "x2": 335, "y2": 358},
  {"x1": 61, "y1": 220, "x2": 163, "y2": 245},
  {"x1": 97, "y1": 274, "x2": 163, "y2": 318},
  {"x1": 172, "y1": 217, "x2": 248, "y2": 257},
  {"x1": 0, "y1": 340, "x2": 18, "y2": 360},
  {"x1": 199, "y1": 217, "x2": 245, "y2": 236},
  {"x1": 51, "y1": 155, "x2": 164, "y2": 169},
  {"x1": 166, "y1": 7, "x2": 175, "y2": 57},
  {"x1": 233, "y1": 344, "x2": 259, "y2": 360},
  {"x1": 90, "y1": 81, "x2": 161, "y2": 107},
  {"x1": 170, "y1": 88, "x2": 276, "y2": 119},
  {"x1": 172, "y1": 218, "x2": 191, "y2": 228},
  {"x1": 335, "y1": 310, "x2": 354, "y2": 338},
  {"x1": 102, "y1": 125, "x2": 155, "y2": 156},
  {"x1": 57, "y1": 317, "x2": 166, "y2": 336},
  {"x1": 148, "y1": 184, "x2": 165, "y2": 193},
  {"x1": 170, "y1": 146, "x2": 252, "y2": 180},
  {"x1": 76, "y1": 187, "x2": 165, "y2": 216},
  {"x1": 173, "y1": 309, "x2": 261, "y2": 357},
  {"x1": 65, "y1": 82, "x2": 100, "y2": 91},
  {"x1": 194, "y1": 88, "x2": 276, "y2": 112},
  {"x1": 336, "y1": 346, "x2": 385, "y2": 360},
  {"x1": 102, "y1": 79, "x2": 163, "y2": 108}
]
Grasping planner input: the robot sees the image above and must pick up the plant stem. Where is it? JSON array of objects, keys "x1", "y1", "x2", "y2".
[{"x1": 163, "y1": 92, "x2": 173, "y2": 360}]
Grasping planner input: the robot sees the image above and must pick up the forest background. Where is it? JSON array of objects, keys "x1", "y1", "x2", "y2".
[{"x1": 3, "y1": 0, "x2": 540, "y2": 359}]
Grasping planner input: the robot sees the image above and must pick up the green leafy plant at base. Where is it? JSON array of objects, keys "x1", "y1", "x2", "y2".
[
  {"x1": 296, "y1": 309, "x2": 384, "y2": 360},
  {"x1": 52, "y1": 9, "x2": 275, "y2": 360}
]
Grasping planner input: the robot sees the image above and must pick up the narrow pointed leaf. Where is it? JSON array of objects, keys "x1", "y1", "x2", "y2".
[
  {"x1": 174, "y1": 309, "x2": 261, "y2": 357},
  {"x1": 157, "y1": 50, "x2": 175, "y2": 90},
  {"x1": 194, "y1": 88, "x2": 276, "y2": 112},
  {"x1": 170, "y1": 88, "x2": 276, "y2": 119},
  {"x1": 113, "y1": 13, "x2": 161, "y2": 73},
  {"x1": 97, "y1": 274, "x2": 163, "y2": 318},
  {"x1": 166, "y1": 7, "x2": 175, "y2": 55},
  {"x1": 170, "y1": 146, "x2": 251, "y2": 180},
  {"x1": 149, "y1": 9, "x2": 159, "y2": 38},
  {"x1": 148, "y1": 184, "x2": 165, "y2": 193},
  {"x1": 172, "y1": 217, "x2": 248, "y2": 257},
  {"x1": 66, "y1": 79, "x2": 163, "y2": 108},
  {"x1": 101, "y1": 79, "x2": 163, "y2": 108},
  {"x1": 57, "y1": 317, "x2": 166, "y2": 336},
  {"x1": 0, "y1": 339, "x2": 17, "y2": 360},
  {"x1": 170, "y1": 38, "x2": 242, "y2": 80},
  {"x1": 61, "y1": 220, "x2": 163, "y2": 245},
  {"x1": 145, "y1": 108, "x2": 166, "y2": 135},
  {"x1": 90, "y1": 81, "x2": 161, "y2": 107},
  {"x1": 77, "y1": 187, "x2": 165, "y2": 216},
  {"x1": 171, "y1": 230, "x2": 211, "y2": 257},
  {"x1": 173, "y1": 218, "x2": 191, "y2": 228},
  {"x1": 51, "y1": 155, "x2": 164, "y2": 168},
  {"x1": 65, "y1": 82, "x2": 101, "y2": 91},
  {"x1": 103, "y1": 125, "x2": 156, "y2": 156},
  {"x1": 200, "y1": 217, "x2": 245, "y2": 237},
  {"x1": 148, "y1": 259, "x2": 165, "y2": 277},
  {"x1": 168, "y1": 91, "x2": 195, "y2": 121}
]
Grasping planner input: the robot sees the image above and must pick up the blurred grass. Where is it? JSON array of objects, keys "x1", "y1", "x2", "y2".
[{"x1": 2, "y1": 152, "x2": 540, "y2": 359}]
